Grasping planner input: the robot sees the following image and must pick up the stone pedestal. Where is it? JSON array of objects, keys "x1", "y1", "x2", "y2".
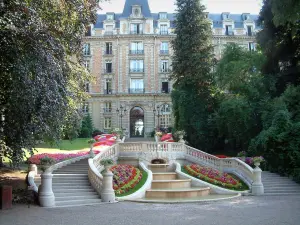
[
  {"x1": 101, "y1": 171, "x2": 115, "y2": 203},
  {"x1": 252, "y1": 165, "x2": 264, "y2": 195},
  {"x1": 38, "y1": 173, "x2": 55, "y2": 207}
]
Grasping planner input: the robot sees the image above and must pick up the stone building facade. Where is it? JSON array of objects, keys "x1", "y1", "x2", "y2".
[{"x1": 83, "y1": 0, "x2": 260, "y2": 138}]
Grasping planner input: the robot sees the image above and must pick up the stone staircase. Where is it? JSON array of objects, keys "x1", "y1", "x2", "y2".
[
  {"x1": 262, "y1": 171, "x2": 300, "y2": 196},
  {"x1": 144, "y1": 164, "x2": 212, "y2": 201},
  {"x1": 51, "y1": 159, "x2": 102, "y2": 207}
]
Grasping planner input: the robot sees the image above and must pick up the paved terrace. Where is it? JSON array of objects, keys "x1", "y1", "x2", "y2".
[{"x1": 1, "y1": 196, "x2": 300, "y2": 225}]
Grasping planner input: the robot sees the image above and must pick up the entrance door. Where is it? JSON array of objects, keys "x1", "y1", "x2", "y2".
[{"x1": 130, "y1": 107, "x2": 144, "y2": 137}]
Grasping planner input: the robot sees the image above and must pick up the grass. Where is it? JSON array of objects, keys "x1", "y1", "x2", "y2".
[
  {"x1": 2, "y1": 138, "x2": 91, "y2": 163},
  {"x1": 181, "y1": 167, "x2": 249, "y2": 191},
  {"x1": 116, "y1": 169, "x2": 148, "y2": 197},
  {"x1": 36, "y1": 138, "x2": 90, "y2": 150}
]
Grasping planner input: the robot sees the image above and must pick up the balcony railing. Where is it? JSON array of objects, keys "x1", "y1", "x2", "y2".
[
  {"x1": 103, "y1": 69, "x2": 113, "y2": 74},
  {"x1": 104, "y1": 31, "x2": 114, "y2": 35},
  {"x1": 129, "y1": 50, "x2": 144, "y2": 55},
  {"x1": 160, "y1": 50, "x2": 169, "y2": 55},
  {"x1": 160, "y1": 68, "x2": 170, "y2": 73},
  {"x1": 160, "y1": 31, "x2": 168, "y2": 35},
  {"x1": 128, "y1": 88, "x2": 145, "y2": 94},
  {"x1": 225, "y1": 31, "x2": 234, "y2": 36},
  {"x1": 104, "y1": 50, "x2": 113, "y2": 55},
  {"x1": 130, "y1": 30, "x2": 143, "y2": 35},
  {"x1": 83, "y1": 50, "x2": 91, "y2": 56},
  {"x1": 103, "y1": 108, "x2": 112, "y2": 113},
  {"x1": 161, "y1": 88, "x2": 171, "y2": 94},
  {"x1": 104, "y1": 89, "x2": 113, "y2": 95},
  {"x1": 130, "y1": 68, "x2": 144, "y2": 73}
]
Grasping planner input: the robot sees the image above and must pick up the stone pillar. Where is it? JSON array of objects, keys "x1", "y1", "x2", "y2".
[
  {"x1": 251, "y1": 164, "x2": 264, "y2": 195},
  {"x1": 38, "y1": 173, "x2": 55, "y2": 207},
  {"x1": 101, "y1": 170, "x2": 115, "y2": 203}
]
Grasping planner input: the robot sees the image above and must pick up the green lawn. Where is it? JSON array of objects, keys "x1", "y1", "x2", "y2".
[
  {"x1": 2, "y1": 138, "x2": 90, "y2": 163},
  {"x1": 36, "y1": 138, "x2": 90, "y2": 150}
]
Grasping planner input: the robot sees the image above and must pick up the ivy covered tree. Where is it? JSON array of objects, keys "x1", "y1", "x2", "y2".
[
  {"x1": 171, "y1": 0, "x2": 214, "y2": 150},
  {"x1": 0, "y1": 0, "x2": 100, "y2": 166}
]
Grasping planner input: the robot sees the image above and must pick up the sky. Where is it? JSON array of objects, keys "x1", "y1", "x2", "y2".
[{"x1": 99, "y1": 0, "x2": 263, "y2": 14}]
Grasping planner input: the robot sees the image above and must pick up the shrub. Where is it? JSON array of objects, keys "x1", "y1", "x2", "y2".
[{"x1": 92, "y1": 129, "x2": 103, "y2": 138}]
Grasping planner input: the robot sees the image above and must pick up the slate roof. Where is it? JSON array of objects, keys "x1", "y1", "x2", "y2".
[{"x1": 94, "y1": 0, "x2": 259, "y2": 29}]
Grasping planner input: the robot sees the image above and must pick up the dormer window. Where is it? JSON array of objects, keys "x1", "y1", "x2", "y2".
[
  {"x1": 132, "y1": 5, "x2": 142, "y2": 17},
  {"x1": 242, "y1": 13, "x2": 251, "y2": 21},
  {"x1": 159, "y1": 13, "x2": 167, "y2": 19},
  {"x1": 106, "y1": 14, "x2": 114, "y2": 20},
  {"x1": 222, "y1": 13, "x2": 230, "y2": 20}
]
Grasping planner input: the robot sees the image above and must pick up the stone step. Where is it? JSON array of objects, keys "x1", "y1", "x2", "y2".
[
  {"x1": 264, "y1": 184, "x2": 300, "y2": 188},
  {"x1": 53, "y1": 184, "x2": 91, "y2": 189},
  {"x1": 62, "y1": 165, "x2": 89, "y2": 168},
  {"x1": 263, "y1": 193, "x2": 300, "y2": 196},
  {"x1": 151, "y1": 179, "x2": 191, "y2": 189},
  {"x1": 53, "y1": 188, "x2": 95, "y2": 193},
  {"x1": 148, "y1": 164, "x2": 170, "y2": 173},
  {"x1": 54, "y1": 170, "x2": 88, "y2": 173},
  {"x1": 145, "y1": 187, "x2": 210, "y2": 199},
  {"x1": 55, "y1": 195, "x2": 100, "y2": 201},
  {"x1": 264, "y1": 189, "x2": 300, "y2": 193},
  {"x1": 55, "y1": 192, "x2": 98, "y2": 197},
  {"x1": 53, "y1": 171, "x2": 88, "y2": 174},
  {"x1": 152, "y1": 173, "x2": 177, "y2": 180},
  {"x1": 52, "y1": 181, "x2": 90, "y2": 185},
  {"x1": 55, "y1": 198, "x2": 101, "y2": 207}
]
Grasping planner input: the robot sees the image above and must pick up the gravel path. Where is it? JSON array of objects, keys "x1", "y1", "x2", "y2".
[{"x1": 1, "y1": 196, "x2": 300, "y2": 225}]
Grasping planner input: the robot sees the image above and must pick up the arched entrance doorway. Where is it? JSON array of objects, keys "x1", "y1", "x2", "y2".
[{"x1": 130, "y1": 106, "x2": 144, "y2": 137}]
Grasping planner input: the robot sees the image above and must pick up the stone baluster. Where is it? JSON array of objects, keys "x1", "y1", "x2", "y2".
[
  {"x1": 101, "y1": 169, "x2": 116, "y2": 202},
  {"x1": 39, "y1": 173, "x2": 55, "y2": 207},
  {"x1": 251, "y1": 163, "x2": 264, "y2": 195}
]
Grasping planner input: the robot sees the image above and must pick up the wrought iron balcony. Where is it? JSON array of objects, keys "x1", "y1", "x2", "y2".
[
  {"x1": 104, "y1": 50, "x2": 113, "y2": 55},
  {"x1": 130, "y1": 68, "x2": 144, "y2": 73},
  {"x1": 129, "y1": 50, "x2": 144, "y2": 55},
  {"x1": 128, "y1": 88, "x2": 145, "y2": 94},
  {"x1": 161, "y1": 88, "x2": 171, "y2": 94},
  {"x1": 160, "y1": 68, "x2": 170, "y2": 73},
  {"x1": 103, "y1": 69, "x2": 113, "y2": 74},
  {"x1": 103, "y1": 108, "x2": 112, "y2": 113},
  {"x1": 130, "y1": 30, "x2": 143, "y2": 35},
  {"x1": 160, "y1": 50, "x2": 169, "y2": 55},
  {"x1": 160, "y1": 31, "x2": 169, "y2": 35},
  {"x1": 104, "y1": 89, "x2": 113, "y2": 95},
  {"x1": 104, "y1": 31, "x2": 114, "y2": 35},
  {"x1": 225, "y1": 31, "x2": 234, "y2": 36}
]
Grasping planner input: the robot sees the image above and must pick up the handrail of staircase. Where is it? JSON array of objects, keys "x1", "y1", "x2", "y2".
[
  {"x1": 184, "y1": 145, "x2": 254, "y2": 185},
  {"x1": 38, "y1": 153, "x2": 91, "y2": 207},
  {"x1": 88, "y1": 144, "x2": 119, "y2": 197}
]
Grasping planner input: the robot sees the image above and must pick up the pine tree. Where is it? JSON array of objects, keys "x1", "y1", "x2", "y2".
[
  {"x1": 171, "y1": 0, "x2": 214, "y2": 150},
  {"x1": 171, "y1": 0, "x2": 214, "y2": 90}
]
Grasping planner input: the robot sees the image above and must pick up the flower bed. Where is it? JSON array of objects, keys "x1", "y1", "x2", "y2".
[
  {"x1": 183, "y1": 164, "x2": 248, "y2": 191},
  {"x1": 111, "y1": 165, "x2": 143, "y2": 195},
  {"x1": 28, "y1": 151, "x2": 100, "y2": 165}
]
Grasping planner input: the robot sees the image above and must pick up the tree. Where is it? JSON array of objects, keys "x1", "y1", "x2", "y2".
[
  {"x1": 171, "y1": 0, "x2": 214, "y2": 150},
  {"x1": 257, "y1": 0, "x2": 300, "y2": 95},
  {"x1": 0, "y1": 0, "x2": 100, "y2": 166},
  {"x1": 213, "y1": 44, "x2": 273, "y2": 152},
  {"x1": 79, "y1": 114, "x2": 94, "y2": 138}
]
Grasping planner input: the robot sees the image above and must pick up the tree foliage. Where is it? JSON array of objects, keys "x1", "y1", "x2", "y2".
[
  {"x1": 79, "y1": 113, "x2": 94, "y2": 138},
  {"x1": 0, "y1": 0, "x2": 100, "y2": 166},
  {"x1": 257, "y1": 0, "x2": 300, "y2": 95},
  {"x1": 171, "y1": 0, "x2": 214, "y2": 150}
]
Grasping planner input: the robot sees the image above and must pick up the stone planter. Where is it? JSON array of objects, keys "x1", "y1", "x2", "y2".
[
  {"x1": 116, "y1": 135, "x2": 122, "y2": 143},
  {"x1": 254, "y1": 162, "x2": 260, "y2": 167}
]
